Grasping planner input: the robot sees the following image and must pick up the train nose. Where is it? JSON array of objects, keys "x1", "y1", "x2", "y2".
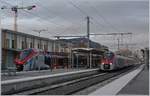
[
  {"x1": 103, "y1": 64, "x2": 110, "y2": 69},
  {"x1": 15, "y1": 59, "x2": 24, "y2": 65}
]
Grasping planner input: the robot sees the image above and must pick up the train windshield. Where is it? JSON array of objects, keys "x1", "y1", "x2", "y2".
[
  {"x1": 104, "y1": 52, "x2": 114, "y2": 59},
  {"x1": 19, "y1": 49, "x2": 32, "y2": 60}
]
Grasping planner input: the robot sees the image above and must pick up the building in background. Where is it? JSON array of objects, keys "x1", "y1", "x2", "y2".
[
  {"x1": 1, "y1": 29, "x2": 108, "y2": 70},
  {"x1": 1, "y1": 29, "x2": 72, "y2": 70}
]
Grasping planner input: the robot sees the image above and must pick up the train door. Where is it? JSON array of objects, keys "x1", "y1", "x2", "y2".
[{"x1": 23, "y1": 57, "x2": 33, "y2": 71}]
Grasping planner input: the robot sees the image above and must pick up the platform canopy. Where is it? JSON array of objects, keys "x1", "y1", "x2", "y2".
[{"x1": 72, "y1": 48, "x2": 106, "y2": 55}]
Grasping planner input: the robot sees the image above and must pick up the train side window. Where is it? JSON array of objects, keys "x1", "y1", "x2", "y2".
[{"x1": 105, "y1": 52, "x2": 114, "y2": 59}]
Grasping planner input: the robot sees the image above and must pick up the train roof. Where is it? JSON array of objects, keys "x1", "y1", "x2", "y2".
[{"x1": 115, "y1": 55, "x2": 134, "y2": 60}]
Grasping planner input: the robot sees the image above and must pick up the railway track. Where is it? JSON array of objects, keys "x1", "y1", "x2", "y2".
[{"x1": 11, "y1": 65, "x2": 139, "y2": 95}]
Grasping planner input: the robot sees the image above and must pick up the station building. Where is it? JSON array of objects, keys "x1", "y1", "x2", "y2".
[
  {"x1": 1, "y1": 29, "x2": 73, "y2": 70},
  {"x1": 1, "y1": 29, "x2": 109, "y2": 70}
]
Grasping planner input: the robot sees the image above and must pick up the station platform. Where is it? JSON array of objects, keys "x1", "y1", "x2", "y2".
[
  {"x1": 1, "y1": 68, "x2": 86, "y2": 81},
  {"x1": 118, "y1": 65, "x2": 149, "y2": 95},
  {"x1": 90, "y1": 64, "x2": 149, "y2": 95}
]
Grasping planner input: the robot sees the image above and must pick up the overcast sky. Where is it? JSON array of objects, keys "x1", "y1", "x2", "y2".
[{"x1": 0, "y1": 0, "x2": 149, "y2": 51}]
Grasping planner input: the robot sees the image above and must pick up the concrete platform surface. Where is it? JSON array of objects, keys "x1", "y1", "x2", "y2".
[
  {"x1": 90, "y1": 64, "x2": 149, "y2": 95},
  {"x1": 118, "y1": 65, "x2": 149, "y2": 95},
  {"x1": 1, "y1": 68, "x2": 87, "y2": 81}
]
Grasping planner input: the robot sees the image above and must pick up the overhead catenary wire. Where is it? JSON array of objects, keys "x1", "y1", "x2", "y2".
[
  {"x1": 0, "y1": 1, "x2": 51, "y2": 37},
  {"x1": 68, "y1": 1, "x2": 133, "y2": 47},
  {"x1": 33, "y1": 0, "x2": 85, "y2": 34},
  {"x1": 22, "y1": 11, "x2": 84, "y2": 36},
  {"x1": 1, "y1": 1, "x2": 68, "y2": 29},
  {"x1": 20, "y1": 0, "x2": 84, "y2": 34},
  {"x1": 36, "y1": 0, "x2": 83, "y2": 24},
  {"x1": 1, "y1": 0, "x2": 131, "y2": 40},
  {"x1": 67, "y1": 0, "x2": 111, "y2": 33},
  {"x1": 1, "y1": 0, "x2": 80, "y2": 37},
  {"x1": 69, "y1": 0, "x2": 127, "y2": 34},
  {"x1": 24, "y1": 0, "x2": 88, "y2": 36},
  {"x1": 88, "y1": 1, "x2": 133, "y2": 49},
  {"x1": 68, "y1": 0, "x2": 89, "y2": 17},
  {"x1": 2, "y1": 0, "x2": 104, "y2": 37},
  {"x1": 86, "y1": 1, "x2": 121, "y2": 33}
]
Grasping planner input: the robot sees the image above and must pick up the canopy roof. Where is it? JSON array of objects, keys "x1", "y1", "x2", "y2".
[{"x1": 72, "y1": 48, "x2": 107, "y2": 54}]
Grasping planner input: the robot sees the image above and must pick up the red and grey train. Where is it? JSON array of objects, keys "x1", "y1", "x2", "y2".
[
  {"x1": 15, "y1": 48, "x2": 68, "y2": 71},
  {"x1": 100, "y1": 51, "x2": 135, "y2": 70}
]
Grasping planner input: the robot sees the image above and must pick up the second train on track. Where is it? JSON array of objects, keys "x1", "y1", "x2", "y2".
[{"x1": 100, "y1": 51, "x2": 135, "y2": 71}]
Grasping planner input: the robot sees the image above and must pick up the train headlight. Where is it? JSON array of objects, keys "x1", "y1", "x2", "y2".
[
  {"x1": 110, "y1": 63, "x2": 112, "y2": 65},
  {"x1": 102, "y1": 62, "x2": 104, "y2": 64}
]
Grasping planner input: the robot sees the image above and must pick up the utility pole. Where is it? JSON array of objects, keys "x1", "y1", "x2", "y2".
[
  {"x1": 1, "y1": 5, "x2": 36, "y2": 49},
  {"x1": 86, "y1": 16, "x2": 91, "y2": 68},
  {"x1": 12, "y1": 7, "x2": 18, "y2": 33},
  {"x1": 87, "y1": 16, "x2": 90, "y2": 48},
  {"x1": 117, "y1": 38, "x2": 120, "y2": 50}
]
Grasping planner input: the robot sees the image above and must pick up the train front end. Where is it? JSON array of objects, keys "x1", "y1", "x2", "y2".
[
  {"x1": 14, "y1": 48, "x2": 37, "y2": 71},
  {"x1": 100, "y1": 52, "x2": 115, "y2": 71}
]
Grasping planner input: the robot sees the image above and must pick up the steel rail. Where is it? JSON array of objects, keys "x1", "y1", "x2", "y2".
[{"x1": 14, "y1": 65, "x2": 138, "y2": 95}]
